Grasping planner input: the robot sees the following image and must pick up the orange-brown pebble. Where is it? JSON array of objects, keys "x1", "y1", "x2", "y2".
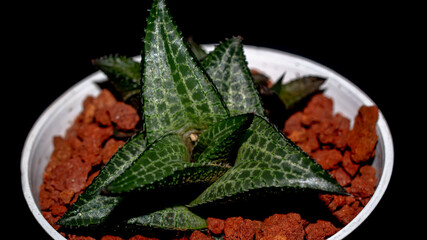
[
  {"x1": 346, "y1": 106, "x2": 379, "y2": 163},
  {"x1": 207, "y1": 217, "x2": 225, "y2": 235},
  {"x1": 128, "y1": 235, "x2": 158, "y2": 240},
  {"x1": 224, "y1": 217, "x2": 260, "y2": 240},
  {"x1": 258, "y1": 213, "x2": 305, "y2": 240},
  {"x1": 304, "y1": 220, "x2": 339, "y2": 240},
  {"x1": 189, "y1": 231, "x2": 212, "y2": 240}
]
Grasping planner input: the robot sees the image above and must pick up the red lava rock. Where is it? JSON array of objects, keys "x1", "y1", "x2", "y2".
[
  {"x1": 39, "y1": 89, "x2": 142, "y2": 235},
  {"x1": 287, "y1": 128, "x2": 308, "y2": 144},
  {"x1": 259, "y1": 213, "x2": 305, "y2": 240},
  {"x1": 95, "y1": 108, "x2": 112, "y2": 126},
  {"x1": 304, "y1": 220, "x2": 338, "y2": 240},
  {"x1": 207, "y1": 217, "x2": 225, "y2": 235},
  {"x1": 346, "y1": 165, "x2": 377, "y2": 204},
  {"x1": 330, "y1": 168, "x2": 351, "y2": 187},
  {"x1": 51, "y1": 205, "x2": 68, "y2": 216},
  {"x1": 50, "y1": 136, "x2": 73, "y2": 164},
  {"x1": 224, "y1": 217, "x2": 260, "y2": 240},
  {"x1": 128, "y1": 236, "x2": 159, "y2": 240},
  {"x1": 77, "y1": 123, "x2": 113, "y2": 146},
  {"x1": 341, "y1": 151, "x2": 359, "y2": 177},
  {"x1": 301, "y1": 94, "x2": 333, "y2": 126},
  {"x1": 101, "y1": 138, "x2": 126, "y2": 164},
  {"x1": 326, "y1": 195, "x2": 356, "y2": 212},
  {"x1": 311, "y1": 149, "x2": 342, "y2": 170},
  {"x1": 93, "y1": 89, "x2": 118, "y2": 110},
  {"x1": 49, "y1": 157, "x2": 91, "y2": 193},
  {"x1": 317, "y1": 114, "x2": 350, "y2": 150},
  {"x1": 100, "y1": 236, "x2": 124, "y2": 240},
  {"x1": 189, "y1": 231, "x2": 212, "y2": 240},
  {"x1": 68, "y1": 235, "x2": 96, "y2": 240},
  {"x1": 284, "y1": 112, "x2": 304, "y2": 135},
  {"x1": 59, "y1": 189, "x2": 75, "y2": 205},
  {"x1": 108, "y1": 102, "x2": 140, "y2": 130},
  {"x1": 332, "y1": 204, "x2": 362, "y2": 225},
  {"x1": 347, "y1": 106, "x2": 379, "y2": 163}
]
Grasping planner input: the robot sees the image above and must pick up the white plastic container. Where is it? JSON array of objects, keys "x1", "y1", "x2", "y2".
[{"x1": 21, "y1": 45, "x2": 394, "y2": 239}]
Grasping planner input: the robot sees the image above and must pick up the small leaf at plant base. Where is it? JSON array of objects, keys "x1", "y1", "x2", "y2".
[
  {"x1": 58, "y1": 132, "x2": 146, "y2": 227},
  {"x1": 270, "y1": 73, "x2": 285, "y2": 95},
  {"x1": 188, "y1": 115, "x2": 347, "y2": 207},
  {"x1": 202, "y1": 37, "x2": 264, "y2": 117},
  {"x1": 93, "y1": 55, "x2": 141, "y2": 101},
  {"x1": 187, "y1": 36, "x2": 208, "y2": 61},
  {"x1": 279, "y1": 76, "x2": 326, "y2": 109},
  {"x1": 106, "y1": 134, "x2": 230, "y2": 194},
  {"x1": 142, "y1": 0, "x2": 229, "y2": 144},
  {"x1": 127, "y1": 206, "x2": 206, "y2": 230},
  {"x1": 193, "y1": 113, "x2": 254, "y2": 165}
]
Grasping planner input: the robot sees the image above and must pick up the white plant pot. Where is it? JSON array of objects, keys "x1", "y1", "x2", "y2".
[{"x1": 21, "y1": 45, "x2": 394, "y2": 239}]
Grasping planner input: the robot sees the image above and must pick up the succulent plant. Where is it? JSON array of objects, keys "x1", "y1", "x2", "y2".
[{"x1": 57, "y1": 0, "x2": 345, "y2": 235}]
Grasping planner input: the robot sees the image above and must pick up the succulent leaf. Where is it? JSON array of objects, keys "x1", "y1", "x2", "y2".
[
  {"x1": 57, "y1": 132, "x2": 146, "y2": 226},
  {"x1": 188, "y1": 115, "x2": 346, "y2": 207},
  {"x1": 278, "y1": 76, "x2": 326, "y2": 109},
  {"x1": 141, "y1": 0, "x2": 229, "y2": 144},
  {"x1": 193, "y1": 113, "x2": 254, "y2": 165},
  {"x1": 56, "y1": 195, "x2": 122, "y2": 227},
  {"x1": 202, "y1": 37, "x2": 264, "y2": 117},
  {"x1": 92, "y1": 55, "x2": 142, "y2": 101},
  {"x1": 106, "y1": 134, "x2": 230, "y2": 194},
  {"x1": 127, "y1": 206, "x2": 206, "y2": 230}
]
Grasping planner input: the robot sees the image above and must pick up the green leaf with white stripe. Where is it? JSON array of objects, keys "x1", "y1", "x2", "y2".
[
  {"x1": 188, "y1": 115, "x2": 347, "y2": 207},
  {"x1": 202, "y1": 37, "x2": 264, "y2": 117},
  {"x1": 141, "y1": 0, "x2": 229, "y2": 144},
  {"x1": 106, "y1": 134, "x2": 230, "y2": 194},
  {"x1": 92, "y1": 55, "x2": 141, "y2": 101},
  {"x1": 56, "y1": 195, "x2": 123, "y2": 227},
  {"x1": 193, "y1": 113, "x2": 254, "y2": 165},
  {"x1": 127, "y1": 206, "x2": 206, "y2": 230}
]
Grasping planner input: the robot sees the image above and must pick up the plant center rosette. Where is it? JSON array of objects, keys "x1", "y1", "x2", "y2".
[{"x1": 38, "y1": 0, "x2": 380, "y2": 239}]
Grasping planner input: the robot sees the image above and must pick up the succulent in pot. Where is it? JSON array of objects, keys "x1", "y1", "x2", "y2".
[{"x1": 21, "y1": 0, "x2": 393, "y2": 239}]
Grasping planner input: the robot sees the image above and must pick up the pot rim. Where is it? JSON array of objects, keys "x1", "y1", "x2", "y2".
[{"x1": 21, "y1": 45, "x2": 393, "y2": 240}]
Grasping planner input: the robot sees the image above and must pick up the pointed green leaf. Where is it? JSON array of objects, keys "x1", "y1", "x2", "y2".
[
  {"x1": 187, "y1": 36, "x2": 208, "y2": 61},
  {"x1": 127, "y1": 206, "x2": 206, "y2": 230},
  {"x1": 193, "y1": 113, "x2": 254, "y2": 165},
  {"x1": 106, "y1": 134, "x2": 230, "y2": 194},
  {"x1": 93, "y1": 55, "x2": 141, "y2": 101},
  {"x1": 279, "y1": 75, "x2": 326, "y2": 109},
  {"x1": 202, "y1": 37, "x2": 264, "y2": 116},
  {"x1": 57, "y1": 195, "x2": 123, "y2": 227},
  {"x1": 188, "y1": 115, "x2": 346, "y2": 207},
  {"x1": 58, "y1": 132, "x2": 146, "y2": 227},
  {"x1": 142, "y1": 0, "x2": 229, "y2": 144},
  {"x1": 270, "y1": 72, "x2": 285, "y2": 95},
  {"x1": 107, "y1": 134, "x2": 189, "y2": 193}
]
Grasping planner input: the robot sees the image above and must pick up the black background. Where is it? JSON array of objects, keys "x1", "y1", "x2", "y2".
[{"x1": 7, "y1": 1, "x2": 421, "y2": 239}]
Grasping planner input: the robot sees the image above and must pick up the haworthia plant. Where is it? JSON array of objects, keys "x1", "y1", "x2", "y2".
[{"x1": 58, "y1": 0, "x2": 346, "y2": 235}]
